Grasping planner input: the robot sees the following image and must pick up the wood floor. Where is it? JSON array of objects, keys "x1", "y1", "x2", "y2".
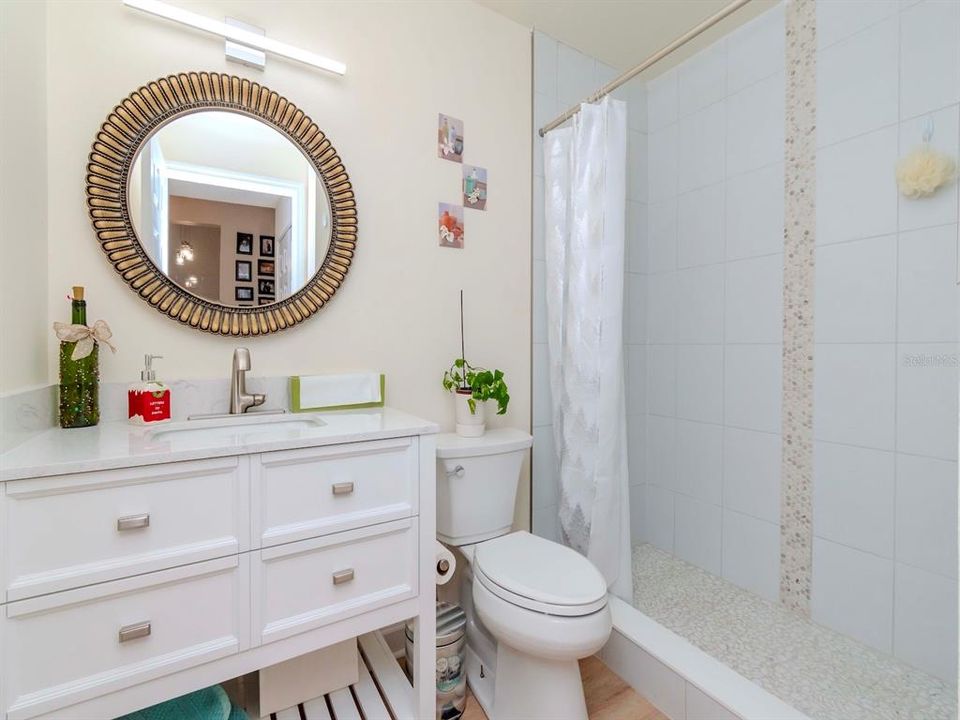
[{"x1": 461, "y1": 655, "x2": 668, "y2": 720}]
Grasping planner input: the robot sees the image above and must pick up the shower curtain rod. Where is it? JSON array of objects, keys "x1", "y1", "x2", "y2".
[{"x1": 538, "y1": 0, "x2": 753, "y2": 137}]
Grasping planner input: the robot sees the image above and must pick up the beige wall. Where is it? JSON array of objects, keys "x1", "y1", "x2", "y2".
[
  {"x1": 0, "y1": 1, "x2": 48, "y2": 394},
  {"x1": 38, "y1": 0, "x2": 532, "y2": 522},
  {"x1": 167, "y1": 223, "x2": 221, "y2": 304}
]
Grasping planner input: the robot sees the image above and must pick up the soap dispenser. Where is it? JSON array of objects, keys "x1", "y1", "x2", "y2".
[{"x1": 128, "y1": 354, "x2": 171, "y2": 424}]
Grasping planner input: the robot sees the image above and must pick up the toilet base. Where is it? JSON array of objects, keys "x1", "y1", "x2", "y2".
[
  {"x1": 460, "y1": 542, "x2": 606, "y2": 720},
  {"x1": 465, "y1": 645, "x2": 496, "y2": 719},
  {"x1": 492, "y1": 642, "x2": 588, "y2": 720}
]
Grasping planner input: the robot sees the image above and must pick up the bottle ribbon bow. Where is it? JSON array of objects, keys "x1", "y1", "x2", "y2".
[{"x1": 53, "y1": 320, "x2": 117, "y2": 360}]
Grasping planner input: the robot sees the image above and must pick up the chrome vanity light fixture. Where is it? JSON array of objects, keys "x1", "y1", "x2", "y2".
[{"x1": 122, "y1": 0, "x2": 347, "y2": 75}]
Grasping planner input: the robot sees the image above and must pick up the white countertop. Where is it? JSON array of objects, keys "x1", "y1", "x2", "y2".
[{"x1": 0, "y1": 407, "x2": 438, "y2": 482}]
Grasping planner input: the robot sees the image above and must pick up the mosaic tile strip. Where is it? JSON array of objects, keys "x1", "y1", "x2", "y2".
[
  {"x1": 633, "y1": 545, "x2": 957, "y2": 720},
  {"x1": 780, "y1": 0, "x2": 817, "y2": 614}
]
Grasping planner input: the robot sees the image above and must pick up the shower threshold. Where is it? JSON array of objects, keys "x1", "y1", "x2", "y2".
[{"x1": 630, "y1": 544, "x2": 956, "y2": 720}]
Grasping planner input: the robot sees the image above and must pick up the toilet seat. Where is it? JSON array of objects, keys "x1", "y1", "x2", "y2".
[{"x1": 472, "y1": 531, "x2": 608, "y2": 617}]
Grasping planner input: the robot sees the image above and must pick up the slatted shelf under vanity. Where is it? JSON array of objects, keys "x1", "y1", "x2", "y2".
[{"x1": 269, "y1": 632, "x2": 414, "y2": 720}]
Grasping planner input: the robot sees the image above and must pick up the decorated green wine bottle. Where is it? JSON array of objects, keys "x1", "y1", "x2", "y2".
[{"x1": 58, "y1": 286, "x2": 100, "y2": 428}]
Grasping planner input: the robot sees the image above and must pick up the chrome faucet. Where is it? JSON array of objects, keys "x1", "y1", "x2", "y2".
[{"x1": 230, "y1": 348, "x2": 265, "y2": 414}]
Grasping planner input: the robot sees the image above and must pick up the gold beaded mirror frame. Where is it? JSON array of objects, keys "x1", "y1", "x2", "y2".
[{"x1": 85, "y1": 72, "x2": 356, "y2": 336}]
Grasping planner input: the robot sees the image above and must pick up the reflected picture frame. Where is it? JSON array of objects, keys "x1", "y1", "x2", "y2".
[
  {"x1": 260, "y1": 235, "x2": 275, "y2": 257},
  {"x1": 258, "y1": 278, "x2": 275, "y2": 295},
  {"x1": 235, "y1": 260, "x2": 252, "y2": 281},
  {"x1": 236, "y1": 232, "x2": 253, "y2": 256}
]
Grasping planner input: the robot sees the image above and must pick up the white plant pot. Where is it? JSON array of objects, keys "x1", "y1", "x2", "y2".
[{"x1": 455, "y1": 390, "x2": 486, "y2": 437}]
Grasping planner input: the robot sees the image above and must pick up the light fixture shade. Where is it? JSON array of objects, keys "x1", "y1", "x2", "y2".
[{"x1": 123, "y1": 0, "x2": 346, "y2": 75}]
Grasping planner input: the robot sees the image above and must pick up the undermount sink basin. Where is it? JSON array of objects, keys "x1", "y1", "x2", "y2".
[{"x1": 146, "y1": 413, "x2": 326, "y2": 443}]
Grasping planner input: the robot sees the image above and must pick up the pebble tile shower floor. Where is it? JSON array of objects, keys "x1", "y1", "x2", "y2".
[{"x1": 632, "y1": 544, "x2": 956, "y2": 720}]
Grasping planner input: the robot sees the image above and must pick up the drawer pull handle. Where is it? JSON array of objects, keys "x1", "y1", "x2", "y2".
[
  {"x1": 332, "y1": 568, "x2": 355, "y2": 585},
  {"x1": 331, "y1": 482, "x2": 354, "y2": 496},
  {"x1": 117, "y1": 514, "x2": 150, "y2": 531},
  {"x1": 118, "y1": 621, "x2": 151, "y2": 643}
]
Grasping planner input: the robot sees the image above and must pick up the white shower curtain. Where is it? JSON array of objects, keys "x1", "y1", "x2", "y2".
[{"x1": 543, "y1": 96, "x2": 631, "y2": 600}]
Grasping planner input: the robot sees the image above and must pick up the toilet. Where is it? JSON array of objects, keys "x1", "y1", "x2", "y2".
[{"x1": 437, "y1": 429, "x2": 611, "y2": 720}]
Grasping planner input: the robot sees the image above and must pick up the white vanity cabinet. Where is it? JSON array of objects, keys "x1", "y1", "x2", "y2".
[
  {"x1": 0, "y1": 411, "x2": 438, "y2": 720},
  {"x1": 4, "y1": 557, "x2": 249, "y2": 720},
  {"x1": 2, "y1": 457, "x2": 247, "y2": 602},
  {"x1": 253, "y1": 518, "x2": 419, "y2": 645},
  {"x1": 252, "y1": 437, "x2": 419, "y2": 547}
]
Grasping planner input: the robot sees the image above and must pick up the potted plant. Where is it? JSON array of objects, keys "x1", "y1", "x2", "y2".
[
  {"x1": 442, "y1": 358, "x2": 510, "y2": 437},
  {"x1": 442, "y1": 291, "x2": 510, "y2": 437}
]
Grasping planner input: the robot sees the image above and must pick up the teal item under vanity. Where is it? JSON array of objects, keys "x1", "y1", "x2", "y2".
[{"x1": 115, "y1": 685, "x2": 246, "y2": 720}]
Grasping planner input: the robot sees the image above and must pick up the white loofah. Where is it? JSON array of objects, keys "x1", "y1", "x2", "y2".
[{"x1": 895, "y1": 145, "x2": 957, "y2": 199}]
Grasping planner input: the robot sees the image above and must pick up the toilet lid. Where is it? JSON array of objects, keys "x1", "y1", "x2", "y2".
[{"x1": 474, "y1": 532, "x2": 608, "y2": 616}]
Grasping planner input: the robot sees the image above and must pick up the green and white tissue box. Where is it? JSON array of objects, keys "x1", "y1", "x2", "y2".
[{"x1": 290, "y1": 373, "x2": 385, "y2": 412}]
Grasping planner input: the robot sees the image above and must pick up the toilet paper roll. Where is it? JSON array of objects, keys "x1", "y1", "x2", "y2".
[{"x1": 435, "y1": 541, "x2": 456, "y2": 585}]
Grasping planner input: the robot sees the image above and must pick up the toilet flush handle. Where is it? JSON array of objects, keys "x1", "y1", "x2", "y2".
[{"x1": 447, "y1": 465, "x2": 465, "y2": 479}]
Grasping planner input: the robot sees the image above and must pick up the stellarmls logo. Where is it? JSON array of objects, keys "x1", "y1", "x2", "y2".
[{"x1": 901, "y1": 353, "x2": 958, "y2": 368}]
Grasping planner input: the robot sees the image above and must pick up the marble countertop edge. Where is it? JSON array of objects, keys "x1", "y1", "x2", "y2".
[{"x1": 0, "y1": 407, "x2": 439, "y2": 482}]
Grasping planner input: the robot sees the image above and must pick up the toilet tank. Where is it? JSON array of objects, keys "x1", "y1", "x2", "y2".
[{"x1": 436, "y1": 429, "x2": 533, "y2": 546}]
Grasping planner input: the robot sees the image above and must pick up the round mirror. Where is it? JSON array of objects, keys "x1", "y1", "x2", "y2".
[
  {"x1": 87, "y1": 72, "x2": 356, "y2": 337},
  {"x1": 128, "y1": 110, "x2": 332, "y2": 308}
]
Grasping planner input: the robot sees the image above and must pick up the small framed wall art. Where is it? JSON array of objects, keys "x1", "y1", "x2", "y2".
[
  {"x1": 438, "y1": 114, "x2": 464, "y2": 163},
  {"x1": 258, "y1": 278, "x2": 276, "y2": 296},
  {"x1": 260, "y1": 235, "x2": 275, "y2": 257},
  {"x1": 236, "y1": 232, "x2": 253, "y2": 255},
  {"x1": 235, "y1": 260, "x2": 252, "y2": 281},
  {"x1": 258, "y1": 259, "x2": 275, "y2": 277},
  {"x1": 463, "y1": 165, "x2": 487, "y2": 210},
  {"x1": 438, "y1": 203, "x2": 464, "y2": 249}
]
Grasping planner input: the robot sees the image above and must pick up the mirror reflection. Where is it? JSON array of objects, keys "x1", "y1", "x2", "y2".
[{"x1": 128, "y1": 110, "x2": 332, "y2": 307}]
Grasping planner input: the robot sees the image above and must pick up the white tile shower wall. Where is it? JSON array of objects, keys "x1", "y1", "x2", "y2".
[
  {"x1": 531, "y1": 31, "x2": 648, "y2": 545},
  {"x1": 641, "y1": 6, "x2": 786, "y2": 604},
  {"x1": 721, "y1": 509, "x2": 780, "y2": 602},
  {"x1": 893, "y1": 562, "x2": 959, "y2": 682},
  {"x1": 810, "y1": 0, "x2": 960, "y2": 682},
  {"x1": 535, "y1": 4, "x2": 959, "y2": 684},
  {"x1": 811, "y1": 537, "x2": 895, "y2": 654}
]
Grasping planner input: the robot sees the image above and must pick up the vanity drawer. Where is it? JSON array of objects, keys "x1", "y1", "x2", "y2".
[
  {"x1": 253, "y1": 518, "x2": 418, "y2": 645},
  {"x1": 3, "y1": 457, "x2": 247, "y2": 602},
  {"x1": 3, "y1": 555, "x2": 248, "y2": 720},
  {"x1": 254, "y1": 437, "x2": 418, "y2": 547}
]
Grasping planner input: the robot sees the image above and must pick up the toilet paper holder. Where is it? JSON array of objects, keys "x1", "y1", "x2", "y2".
[{"x1": 434, "y1": 540, "x2": 456, "y2": 585}]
